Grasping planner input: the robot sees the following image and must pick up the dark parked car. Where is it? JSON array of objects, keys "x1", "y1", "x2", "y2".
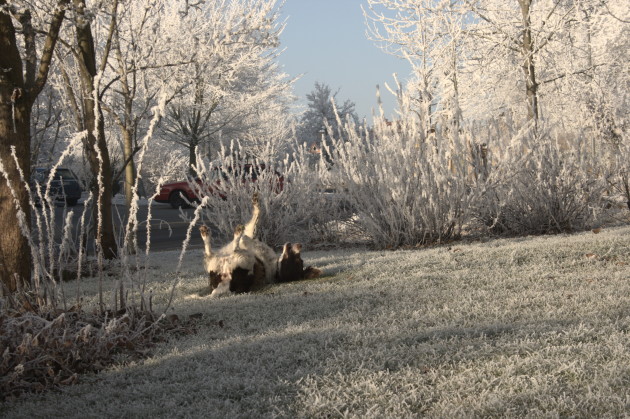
[
  {"x1": 31, "y1": 167, "x2": 83, "y2": 206},
  {"x1": 154, "y1": 164, "x2": 284, "y2": 209}
]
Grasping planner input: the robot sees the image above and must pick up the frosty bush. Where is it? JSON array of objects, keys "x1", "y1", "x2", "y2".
[
  {"x1": 324, "y1": 109, "x2": 480, "y2": 249},
  {"x1": 192, "y1": 142, "x2": 346, "y2": 248},
  {"x1": 602, "y1": 124, "x2": 630, "y2": 212},
  {"x1": 475, "y1": 124, "x2": 606, "y2": 235}
]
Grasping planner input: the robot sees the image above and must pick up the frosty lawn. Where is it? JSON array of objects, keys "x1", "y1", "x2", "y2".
[{"x1": 3, "y1": 226, "x2": 630, "y2": 418}]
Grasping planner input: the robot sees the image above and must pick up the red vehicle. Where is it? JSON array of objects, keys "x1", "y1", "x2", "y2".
[{"x1": 154, "y1": 164, "x2": 283, "y2": 209}]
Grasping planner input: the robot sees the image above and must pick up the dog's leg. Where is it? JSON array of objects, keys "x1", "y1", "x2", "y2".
[
  {"x1": 243, "y1": 192, "x2": 260, "y2": 239},
  {"x1": 210, "y1": 278, "x2": 231, "y2": 297},
  {"x1": 200, "y1": 225, "x2": 212, "y2": 258},
  {"x1": 231, "y1": 224, "x2": 245, "y2": 252},
  {"x1": 200, "y1": 225, "x2": 217, "y2": 291}
]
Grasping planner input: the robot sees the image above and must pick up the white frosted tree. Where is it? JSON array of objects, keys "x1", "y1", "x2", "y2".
[
  {"x1": 361, "y1": 0, "x2": 626, "y2": 241},
  {"x1": 365, "y1": 0, "x2": 628, "y2": 129},
  {"x1": 461, "y1": 0, "x2": 629, "y2": 130},
  {"x1": 547, "y1": 1, "x2": 628, "y2": 141},
  {"x1": 159, "y1": 0, "x2": 292, "y2": 172},
  {"x1": 100, "y1": 0, "x2": 186, "y2": 210},
  {"x1": 365, "y1": 0, "x2": 466, "y2": 133},
  {"x1": 238, "y1": 103, "x2": 295, "y2": 163}
]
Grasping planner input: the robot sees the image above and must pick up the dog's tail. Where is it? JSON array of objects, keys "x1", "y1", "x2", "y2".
[{"x1": 303, "y1": 266, "x2": 322, "y2": 279}]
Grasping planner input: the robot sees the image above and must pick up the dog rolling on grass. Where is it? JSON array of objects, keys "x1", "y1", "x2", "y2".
[{"x1": 200, "y1": 193, "x2": 321, "y2": 296}]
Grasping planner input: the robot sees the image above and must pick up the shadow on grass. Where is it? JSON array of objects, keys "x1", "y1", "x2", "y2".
[{"x1": 4, "y1": 240, "x2": 630, "y2": 418}]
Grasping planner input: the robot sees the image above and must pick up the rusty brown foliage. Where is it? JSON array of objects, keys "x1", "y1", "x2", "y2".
[{"x1": 0, "y1": 299, "x2": 201, "y2": 401}]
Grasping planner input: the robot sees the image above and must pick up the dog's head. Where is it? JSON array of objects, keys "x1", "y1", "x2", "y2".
[{"x1": 278, "y1": 242, "x2": 305, "y2": 282}]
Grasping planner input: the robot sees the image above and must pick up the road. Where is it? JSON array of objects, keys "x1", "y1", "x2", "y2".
[
  {"x1": 47, "y1": 202, "x2": 225, "y2": 253},
  {"x1": 125, "y1": 204, "x2": 207, "y2": 252}
]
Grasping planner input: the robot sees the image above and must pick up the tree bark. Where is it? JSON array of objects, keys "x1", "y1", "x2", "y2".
[
  {"x1": 0, "y1": 33, "x2": 31, "y2": 289},
  {"x1": 122, "y1": 127, "x2": 137, "y2": 207},
  {"x1": 189, "y1": 140, "x2": 198, "y2": 175},
  {"x1": 73, "y1": 0, "x2": 118, "y2": 259},
  {"x1": 83, "y1": 102, "x2": 118, "y2": 259},
  {"x1": 519, "y1": 0, "x2": 539, "y2": 122},
  {"x1": 0, "y1": 1, "x2": 67, "y2": 292},
  {"x1": 122, "y1": 127, "x2": 137, "y2": 254}
]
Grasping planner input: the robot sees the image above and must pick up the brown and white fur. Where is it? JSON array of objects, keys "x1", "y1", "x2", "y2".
[
  {"x1": 200, "y1": 224, "x2": 267, "y2": 296},
  {"x1": 200, "y1": 193, "x2": 320, "y2": 296}
]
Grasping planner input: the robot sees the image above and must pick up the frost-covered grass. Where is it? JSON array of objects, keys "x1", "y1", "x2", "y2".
[{"x1": 2, "y1": 226, "x2": 630, "y2": 418}]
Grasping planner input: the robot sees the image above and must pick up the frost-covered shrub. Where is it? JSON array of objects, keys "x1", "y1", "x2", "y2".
[
  {"x1": 192, "y1": 142, "x2": 345, "y2": 248},
  {"x1": 476, "y1": 125, "x2": 606, "y2": 235},
  {"x1": 0, "y1": 307, "x2": 187, "y2": 401},
  {"x1": 324, "y1": 109, "x2": 480, "y2": 248},
  {"x1": 609, "y1": 139, "x2": 630, "y2": 211},
  {"x1": 600, "y1": 120, "x2": 630, "y2": 212}
]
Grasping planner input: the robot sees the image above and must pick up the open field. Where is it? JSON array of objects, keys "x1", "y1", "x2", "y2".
[{"x1": 2, "y1": 225, "x2": 630, "y2": 418}]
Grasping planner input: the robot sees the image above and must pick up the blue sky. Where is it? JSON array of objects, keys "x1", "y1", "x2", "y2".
[{"x1": 278, "y1": 0, "x2": 412, "y2": 122}]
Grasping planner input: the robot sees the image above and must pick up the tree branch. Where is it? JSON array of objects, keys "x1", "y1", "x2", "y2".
[
  {"x1": 14, "y1": 9, "x2": 37, "y2": 87},
  {"x1": 57, "y1": 58, "x2": 84, "y2": 131},
  {"x1": 98, "y1": 0, "x2": 119, "y2": 74},
  {"x1": 540, "y1": 64, "x2": 605, "y2": 85},
  {"x1": 98, "y1": 61, "x2": 193, "y2": 99},
  {"x1": 112, "y1": 144, "x2": 142, "y2": 184},
  {"x1": 463, "y1": 0, "x2": 522, "y2": 50},
  {"x1": 31, "y1": 0, "x2": 70, "y2": 100}
]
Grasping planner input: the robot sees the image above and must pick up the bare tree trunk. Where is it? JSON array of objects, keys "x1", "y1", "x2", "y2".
[
  {"x1": 74, "y1": 0, "x2": 118, "y2": 259},
  {"x1": 0, "y1": 74, "x2": 31, "y2": 291},
  {"x1": 449, "y1": 43, "x2": 462, "y2": 132},
  {"x1": 114, "y1": 38, "x2": 138, "y2": 210},
  {"x1": 122, "y1": 127, "x2": 137, "y2": 253},
  {"x1": 189, "y1": 140, "x2": 198, "y2": 175},
  {"x1": 123, "y1": 132, "x2": 137, "y2": 204},
  {"x1": 84, "y1": 104, "x2": 118, "y2": 259},
  {"x1": 519, "y1": 0, "x2": 539, "y2": 122},
  {"x1": 0, "y1": 1, "x2": 67, "y2": 292}
]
